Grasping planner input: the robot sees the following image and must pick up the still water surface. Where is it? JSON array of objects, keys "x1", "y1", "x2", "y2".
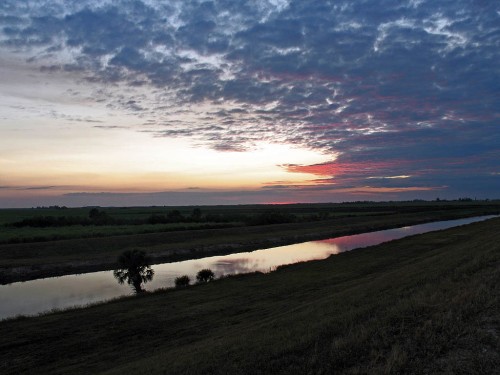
[{"x1": 0, "y1": 215, "x2": 495, "y2": 320}]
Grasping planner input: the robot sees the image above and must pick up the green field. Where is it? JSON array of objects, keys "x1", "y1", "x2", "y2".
[{"x1": 1, "y1": 215, "x2": 498, "y2": 374}]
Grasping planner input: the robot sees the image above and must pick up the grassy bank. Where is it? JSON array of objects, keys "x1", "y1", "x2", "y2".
[
  {"x1": 1, "y1": 204, "x2": 499, "y2": 283},
  {"x1": 0, "y1": 217, "x2": 499, "y2": 374}
]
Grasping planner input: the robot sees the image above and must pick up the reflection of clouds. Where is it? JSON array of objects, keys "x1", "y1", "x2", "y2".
[
  {"x1": 317, "y1": 232, "x2": 398, "y2": 251},
  {"x1": 308, "y1": 241, "x2": 342, "y2": 255},
  {"x1": 212, "y1": 258, "x2": 263, "y2": 275},
  {"x1": 316, "y1": 216, "x2": 497, "y2": 254},
  {"x1": 150, "y1": 241, "x2": 343, "y2": 287},
  {"x1": 0, "y1": 271, "x2": 128, "y2": 319}
]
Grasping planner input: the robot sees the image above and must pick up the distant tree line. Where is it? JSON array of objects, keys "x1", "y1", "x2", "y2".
[
  {"x1": 33, "y1": 205, "x2": 68, "y2": 209},
  {"x1": 6, "y1": 208, "x2": 307, "y2": 228},
  {"x1": 7, "y1": 209, "x2": 121, "y2": 228}
]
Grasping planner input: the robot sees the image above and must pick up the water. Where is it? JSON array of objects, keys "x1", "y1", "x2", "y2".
[{"x1": 0, "y1": 215, "x2": 495, "y2": 320}]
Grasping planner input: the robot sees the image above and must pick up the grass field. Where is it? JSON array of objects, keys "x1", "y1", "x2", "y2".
[{"x1": 0, "y1": 216, "x2": 498, "y2": 374}]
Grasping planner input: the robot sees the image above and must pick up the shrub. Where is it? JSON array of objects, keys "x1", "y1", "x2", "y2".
[
  {"x1": 196, "y1": 269, "x2": 215, "y2": 283},
  {"x1": 147, "y1": 214, "x2": 168, "y2": 224},
  {"x1": 248, "y1": 209, "x2": 297, "y2": 225},
  {"x1": 174, "y1": 275, "x2": 191, "y2": 287}
]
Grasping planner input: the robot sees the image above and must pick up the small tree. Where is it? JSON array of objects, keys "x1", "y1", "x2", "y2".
[
  {"x1": 196, "y1": 269, "x2": 215, "y2": 283},
  {"x1": 88, "y1": 208, "x2": 100, "y2": 219},
  {"x1": 113, "y1": 249, "x2": 154, "y2": 294},
  {"x1": 88, "y1": 208, "x2": 112, "y2": 225},
  {"x1": 167, "y1": 210, "x2": 184, "y2": 222},
  {"x1": 191, "y1": 208, "x2": 202, "y2": 221},
  {"x1": 174, "y1": 275, "x2": 191, "y2": 287}
]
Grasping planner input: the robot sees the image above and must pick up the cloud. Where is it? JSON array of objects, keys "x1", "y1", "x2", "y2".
[
  {"x1": 1, "y1": 0, "x2": 499, "y2": 199},
  {"x1": 0, "y1": 185, "x2": 66, "y2": 191},
  {"x1": 93, "y1": 125, "x2": 129, "y2": 129}
]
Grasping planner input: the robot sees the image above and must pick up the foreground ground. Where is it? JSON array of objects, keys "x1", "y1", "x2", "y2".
[
  {"x1": 1, "y1": 201, "x2": 499, "y2": 283},
  {"x1": 0, "y1": 216, "x2": 498, "y2": 374}
]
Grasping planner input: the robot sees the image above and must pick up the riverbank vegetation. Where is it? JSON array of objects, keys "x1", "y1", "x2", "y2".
[
  {"x1": 0, "y1": 201, "x2": 499, "y2": 283},
  {"x1": 0, "y1": 216, "x2": 498, "y2": 374}
]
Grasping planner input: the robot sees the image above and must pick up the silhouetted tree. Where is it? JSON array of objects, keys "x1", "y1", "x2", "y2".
[
  {"x1": 167, "y1": 210, "x2": 184, "y2": 222},
  {"x1": 88, "y1": 208, "x2": 114, "y2": 225},
  {"x1": 88, "y1": 208, "x2": 100, "y2": 219},
  {"x1": 174, "y1": 275, "x2": 191, "y2": 287},
  {"x1": 249, "y1": 209, "x2": 296, "y2": 225},
  {"x1": 196, "y1": 269, "x2": 215, "y2": 283},
  {"x1": 147, "y1": 214, "x2": 168, "y2": 224},
  {"x1": 9, "y1": 215, "x2": 90, "y2": 228},
  {"x1": 113, "y1": 250, "x2": 154, "y2": 294},
  {"x1": 191, "y1": 208, "x2": 202, "y2": 221}
]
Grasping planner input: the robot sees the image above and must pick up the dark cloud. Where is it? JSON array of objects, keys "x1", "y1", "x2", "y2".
[
  {"x1": 23, "y1": 186, "x2": 58, "y2": 190},
  {"x1": 0, "y1": 185, "x2": 61, "y2": 191},
  {"x1": 93, "y1": 125, "x2": 129, "y2": 129}
]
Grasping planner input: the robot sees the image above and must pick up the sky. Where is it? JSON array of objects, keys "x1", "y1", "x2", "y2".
[{"x1": 0, "y1": 0, "x2": 499, "y2": 207}]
